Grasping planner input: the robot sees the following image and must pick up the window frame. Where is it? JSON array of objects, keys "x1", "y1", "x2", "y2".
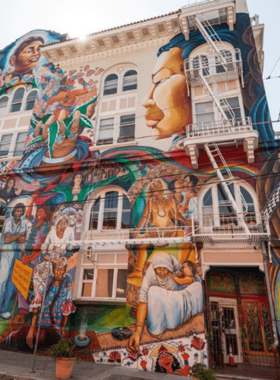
[
  {"x1": 77, "y1": 248, "x2": 128, "y2": 302},
  {"x1": 0, "y1": 130, "x2": 28, "y2": 158},
  {"x1": 0, "y1": 87, "x2": 38, "y2": 116},
  {"x1": 88, "y1": 187, "x2": 131, "y2": 232},
  {"x1": 122, "y1": 69, "x2": 137, "y2": 92},
  {"x1": 0, "y1": 95, "x2": 9, "y2": 116},
  {"x1": 198, "y1": 179, "x2": 260, "y2": 227},
  {"x1": 96, "y1": 113, "x2": 135, "y2": 146}
]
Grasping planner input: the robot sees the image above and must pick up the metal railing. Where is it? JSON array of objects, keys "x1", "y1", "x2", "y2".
[
  {"x1": 191, "y1": 212, "x2": 269, "y2": 242},
  {"x1": 184, "y1": 48, "x2": 243, "y2": 86},
  {"x1": 186, "y1": 117, "x2": 253, "y2": 139}
]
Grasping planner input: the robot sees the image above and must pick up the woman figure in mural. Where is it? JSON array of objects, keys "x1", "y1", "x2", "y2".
[
  {"x1": 1, "y1": 258, "x2": 76, "y2": 350},
  {"x1": 11, "y1": 198, "x2": 52, "y2": 325},
  {"x1": 3, "y1": 36, "x2": 44, "y2": 87},
  {"x1": 140, "y1": 343, "x2": 191, "y2": 376},
  {"x1": 155, "y1": 351, "x2": 190, "y2": 376},
  {"x1": 141, "y1": 46, "x2": 192, "y2": 146},
  {"x1": 129, "y1": 179, "x2": 191, "y2": 280},
  {"x1": 127, "y1": 252, "x2": 203, "y2": 352},
  {"x1": 0, "y1": 178, "x2": 22, "y2": 214},
  {"x1": 71, "y1": 173, "x2": 84, "y2": 201},
  {"x1": 33, "y1": 215, "x2": 75, "y2": 294}
]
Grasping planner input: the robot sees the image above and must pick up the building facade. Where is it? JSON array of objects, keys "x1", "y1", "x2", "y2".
[{"x1": 0, "y1": 0, "x2": 279, "y2": 377}]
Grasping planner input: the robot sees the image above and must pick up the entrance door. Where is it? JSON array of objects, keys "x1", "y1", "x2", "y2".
[{"x1": 210, "y1": 297, "x2": 242, "y2": 365}]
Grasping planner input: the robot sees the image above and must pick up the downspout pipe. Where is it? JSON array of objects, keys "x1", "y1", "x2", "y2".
[{"x1": 262, "y1": 241, "x2": 279, "y2": 351}]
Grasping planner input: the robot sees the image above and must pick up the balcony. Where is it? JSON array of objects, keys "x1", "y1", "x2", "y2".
[
  {"x1": 184, "y1": 117, "x2": 259, "y2": 168},
  {"x1": 81, "y1": 226, "x2": 192, "y2": 246},
  {"x1": 179, "y1": 0, "x2": 236, "y2": 39},
  {"x1": 184, "y1": 49, "x2": 243, "y2": 92},
  {"x1": 191, "y1": 212, "x2": 269, "y2": 243}
]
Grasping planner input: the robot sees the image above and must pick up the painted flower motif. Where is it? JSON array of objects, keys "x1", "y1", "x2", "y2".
[
  {"x1": 142, "y1": 348, "x2": 149, "y2": 355},
  {"x1": 178, "y1": 344, "x2": 185, "y2": 352},
  {"x1": 108, "y1": 351, "x2": 121, "y2": 363},
  {"x1": 191, "y1": 336, "x2": 205, "y2": 351}
]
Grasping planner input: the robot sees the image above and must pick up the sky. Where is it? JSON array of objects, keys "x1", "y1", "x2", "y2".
[{"x1": 0, "y1": 0, "x2": 279, "y2": 129}]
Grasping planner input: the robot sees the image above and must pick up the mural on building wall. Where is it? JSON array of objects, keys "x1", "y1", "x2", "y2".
[
  {"x1": 0, "y1": 30, "x2": 64, "y2": 94},
  {"x1": 257, "y1": 151, "x2": 280, "y2": 336},
  {"x1": 0, "y1": 9, "x2": 278, "y2": 376}
]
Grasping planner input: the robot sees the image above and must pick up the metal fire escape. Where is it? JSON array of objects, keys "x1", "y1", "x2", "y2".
[{"x1": 200, "y1": 15, "x2": 249, "y2": 233}]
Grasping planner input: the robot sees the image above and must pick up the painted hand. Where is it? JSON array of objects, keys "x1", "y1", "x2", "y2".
[{"x1": 127, "y1": 332, "x2": 141, "y2": 352}]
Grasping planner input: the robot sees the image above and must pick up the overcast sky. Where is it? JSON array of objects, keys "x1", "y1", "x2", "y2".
[{"x1": 0, "y1": 0, "x2": 279, "y2": 129}]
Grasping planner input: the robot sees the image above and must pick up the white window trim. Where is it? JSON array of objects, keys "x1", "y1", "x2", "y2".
[
  {"x1": 101, "y1": 66, "x2": 138, "y2": 96},
  {"x1": 83, "y1": 186, "x2": 131, "y2": 233},
  {"x1": 96, "y1": 112, "x2": 135, "y2": 146},
  {"x1": 0, "y1": 86, "x2": 38, "y2": 116},
  {"x1": 0, "y1": 130, "x2": 28, "y2": 159},
  {"x1": 76, "y1": 249, "x2": 128, "y2": 302},
  {"x1": 198, "y1": 178, "x2": 260, "y2": 227},
  {"x1": 193, "y1": 94, "x2": 245, "y2": 126}
]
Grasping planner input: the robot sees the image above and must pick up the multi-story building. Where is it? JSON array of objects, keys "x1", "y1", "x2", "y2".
[{"x1": 0, "y1": 0, "x2": 279, "y2": 378}]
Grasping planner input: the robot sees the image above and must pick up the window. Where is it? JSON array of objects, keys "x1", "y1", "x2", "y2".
[
  {"x1": 10, "y1": 88, "x2": 25, "y2": 113},
  {"x1": 0, "y1": 131, "x2": 27, "y2": 158},
  {"x1": 0, "y1": 96, "x2": 9, "y2": 115},
  {"x1": 14, "y1": 132, "x2": 27, "y2": 156},
  {"x1": 97, "y1": 118, "x2": 114, "y2": 145},
  {"x1": 220, "y1": 97, "x2": 241, "y2": 123},
  {"x1": 78, "y1": 248, "x2": 128, "y2": 301},
  {"x1": 118, "y1": 114, "x2": 135, "y2": 142},
  {"x1": 122, "y1": 70, "x2": 137, "y2": 91},
  {"x1": 97, "y1": 114, "x2": 135, "y2": 145},
  {"x1": 216, "y1": 50, "x2": 234, "y2": 73},
  {"x1": 89, "y1": 189, "x2": 130, "y2": 231},
  {"x1": 193, "y1": 55, "x2": 209, "y2": 77},
  {"x1": 200, "y1": 181, "x2": 259, "y2": 227},
  {"x1": 103, "y1": 74, "x2": 118, "y2": 95},
  {"x1": 25, "y1": 90, "x2": 37, "y2": 111},
  {"x1": 0, "y1": 134, "x2": 12, "y2": 157},
  {"x1": 195, "y1": 102, "x2": 215, "y2": 126}
]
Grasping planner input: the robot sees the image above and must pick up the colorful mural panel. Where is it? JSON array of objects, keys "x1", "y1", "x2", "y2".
[{"x1": 0, "y1": 7, "x2": 278, "y2": 376}]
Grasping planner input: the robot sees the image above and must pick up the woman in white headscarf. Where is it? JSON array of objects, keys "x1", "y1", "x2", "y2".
[
  {"x1": 127, "y1": 252, "x2": 203, "y2": 352},
  {"x1": 33, "y1": 215, "x2": 75, "y2": 293}
]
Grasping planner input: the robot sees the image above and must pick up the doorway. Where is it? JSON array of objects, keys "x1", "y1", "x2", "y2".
[{"x1": 210, "y1": 297, "x2": 242, "y2": 365}]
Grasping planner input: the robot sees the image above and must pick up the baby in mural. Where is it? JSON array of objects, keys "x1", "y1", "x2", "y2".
[{"x1": 169, "y1": 260, "x2": 201, "y2": 287}]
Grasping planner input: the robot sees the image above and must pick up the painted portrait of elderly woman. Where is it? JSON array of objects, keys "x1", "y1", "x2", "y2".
[{"x1": 127, "y1": 252, "x2": 203, "y2": 352}]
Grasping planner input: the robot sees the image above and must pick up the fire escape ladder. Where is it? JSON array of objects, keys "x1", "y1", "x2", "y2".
[
  {"x1": 205, "y1": 143, "x2": 250, "y2": 234},
  {"x1": 198, "y1": 68, "x2": 235, "y2": 123},
  {"x1": 195, "y1": 15, "x2": 229, "y2": 69}
]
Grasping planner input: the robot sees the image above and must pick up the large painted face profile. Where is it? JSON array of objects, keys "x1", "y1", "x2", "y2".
[
  {"x1": 10, "y1": 38, "x2": 43, "y2": 75},
  {"x1": 142, "y1": 47, "x2": 192, "y2": 140}
]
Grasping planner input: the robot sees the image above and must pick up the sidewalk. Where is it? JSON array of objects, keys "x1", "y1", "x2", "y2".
[
  {"x1": 0, "y1": 349, "x2": 271, "y2": 380},
  {"x1": 0, "y1": 349, "x2": 181, "y2": 380}
]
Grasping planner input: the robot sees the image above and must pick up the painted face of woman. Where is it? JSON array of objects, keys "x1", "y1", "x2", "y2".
[
  {"x1": 155, "y1": 267, "x2": 169, "y2": 279},
  {"x1": 142, "y1": 47, "x2": 192, "y2": 140}
]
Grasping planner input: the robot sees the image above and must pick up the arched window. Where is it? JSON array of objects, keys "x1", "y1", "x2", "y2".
[
  {"x1": 89, "y1": 189, "x2": 130, "y2": 230},
  {"x1": 193, "y1": 55, "x2": 209, "y2": 77},
  {"x1": 122, "y1": 70, "x2": 137, "y2": 91},
  {"x1": 200, "y1": 181, "x2": 259, "y2": 227},
  {"x1": 103, "y1": 74, "x2": 118, "y2": 95},
  {"x1": 10, "y1": 88, "x2": 25, "y2": 113},
  {"x1": 216, "y1": 49, "x2": 234, "y2": 73},
  {"x1": 0, "y1": 96, "x2": 9, "y2": 115},
  {"x1": 25, "y1": 90, "x2": 38, "y2": 111}
]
